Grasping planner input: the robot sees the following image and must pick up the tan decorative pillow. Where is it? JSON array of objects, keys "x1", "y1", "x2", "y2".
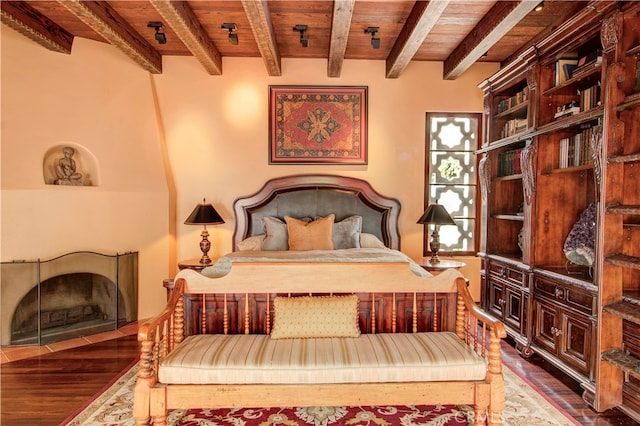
[
  {"x1": 271, "y1": 294, "x2": 360, "y2": 339},
  {"x1": 285, "y1": 214, "x2": 335, "y2": 251}
]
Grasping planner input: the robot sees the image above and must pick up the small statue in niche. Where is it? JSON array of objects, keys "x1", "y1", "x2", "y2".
[{"x1": 55, "y1": 146, "x2": 83, "y2": 186}]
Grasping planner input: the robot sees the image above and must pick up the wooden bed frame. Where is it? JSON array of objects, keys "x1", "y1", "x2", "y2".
[
  {"x1": 135, "y1": 175, "x2": 506, "y2": 425},
  {"x1": 232, "y1": 174, "x2": 401, "y2": 250}
]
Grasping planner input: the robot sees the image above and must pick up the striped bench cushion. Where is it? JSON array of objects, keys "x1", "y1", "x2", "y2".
[{"x1": 158, "y1": 332, "x2": 487, "y2": 385}]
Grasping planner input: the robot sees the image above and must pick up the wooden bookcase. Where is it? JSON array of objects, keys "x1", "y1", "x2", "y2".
[
  {"x1": 479, "y1": 1, "x2": 640, "y2": 421},
  {"x1": 478, "y1": 49, "x2": 537, "y2": 353}
]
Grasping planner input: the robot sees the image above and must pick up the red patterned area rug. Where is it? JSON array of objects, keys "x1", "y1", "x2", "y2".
[{"x1": 62, "y1": 363, "x2": 579, "y2": 426}]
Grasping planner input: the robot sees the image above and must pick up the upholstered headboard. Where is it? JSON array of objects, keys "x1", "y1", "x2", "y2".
[{"x1": 232, "y1": 175, "x2": 401, "y2": 250}]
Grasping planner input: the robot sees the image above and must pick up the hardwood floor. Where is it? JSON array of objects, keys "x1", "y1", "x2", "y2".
[
  {"x1": 0, "y1": 334, "x2": 637, "y2": 425},
  {"x1": 1, "y1": 335, "x2": 139, "y2": 425}
]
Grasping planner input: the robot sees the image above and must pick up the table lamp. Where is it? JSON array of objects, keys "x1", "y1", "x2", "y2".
[
  {"x1": 184, "y1": 198, "x2": 225, "y2": 264},
  {"x1": 417, "y1": 202, "x2": 456, "y2": 264}
]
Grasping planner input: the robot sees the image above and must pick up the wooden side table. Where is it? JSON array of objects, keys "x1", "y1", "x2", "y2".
[
  {"x1": 164, "y1": 258, "x2": 217, "y2": 299},
  {"x1": 178, "y1": 258, "x2": 213, "y2": 272},
  {"x1": 420, "y1": 259, "x2": 467, "y2": 273},
  {"x1": 420, "y1": 259, "x2": 469, "y2": 287}
]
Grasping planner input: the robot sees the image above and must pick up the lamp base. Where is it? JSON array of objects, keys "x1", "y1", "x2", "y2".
[
  {"x1": 429, "y1": 228, "x2": 441, "y2": 264},
  {"x1": 199, "y1": 228, "x2": 212, "y2": 265}
]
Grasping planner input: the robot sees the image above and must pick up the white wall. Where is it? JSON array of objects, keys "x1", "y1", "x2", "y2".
[
  {"x1": 2, "y1": 27, "x2": 499, "y2": 320},
  {"x1": 153, "y1": 56, "x2": 497, "y2": 300},
  {"x1": 1, "y1": 28, "x2": 170, "y2": 320}
]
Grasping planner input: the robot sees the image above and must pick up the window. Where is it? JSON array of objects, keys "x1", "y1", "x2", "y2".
[{"x1": 424, "y1": 113, "x2": 481, "y2": 256}]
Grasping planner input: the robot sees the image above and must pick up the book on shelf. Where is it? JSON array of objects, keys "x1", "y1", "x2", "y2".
[
  {"x1": 501, "y1": 118, "x2": 527, "y2": 138},
  {"x1": 578, "y1": 83, "x2": 601, "y2": 111},
  {"x1": 558, "y1": 125, "x2": 600, "y2": 169},
  {"x1": 556, "y1": 58, "x2": 579, "y2": 85},
  {"x1": 497, "y1": 87, "x2": 529, "y2": 113},
  {"x1": 572, "y1": 50, "x2": 603, "y2": 78},
  {"x1": 554, "y1": 106, "x2": 581, "y2": 118},
  {"x1": 498, "y1": 147, "x2": 524, "y2": 177}
]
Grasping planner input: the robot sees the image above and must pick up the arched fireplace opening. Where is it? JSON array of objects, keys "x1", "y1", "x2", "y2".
[
  {"x1": 1, "y1": 251, "x2": 138, "y2": 347},
  {"x1": 11, "y1": 272, "x2": 127, "y2": 345}
]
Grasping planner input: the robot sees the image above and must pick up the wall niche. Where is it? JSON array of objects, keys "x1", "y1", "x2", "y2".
[{"x1": 43, "y1": 143, "x2": 99, "y2": 186}]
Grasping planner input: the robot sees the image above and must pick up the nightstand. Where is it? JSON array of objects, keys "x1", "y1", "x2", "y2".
[
  {"x1": 163, "y1": 258, "x2": 216, "y2": 299},
  {"x1": 420, "y1": 259, "x2": 466, "y2": 273},
  {"x1": 420, "y1": 259, "x2": 468, "y2": 286},
  {"x1": 178, "y1": 258, "x2": 213, "y2": 272}
]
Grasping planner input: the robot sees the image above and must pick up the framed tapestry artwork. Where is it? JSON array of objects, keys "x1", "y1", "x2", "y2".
[{"x1": 269, "y1": 86, "x2": 368, "y2": 164}]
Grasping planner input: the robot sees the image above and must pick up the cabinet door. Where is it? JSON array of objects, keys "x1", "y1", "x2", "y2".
[
  {"x1": 504, "y1": 283, "x2": 524, "y2": 332},
  {"x1": 488, "y1": 279, "x2": 505, "y2": 319},
  {"x1": 533, "y1": 297, "x2": 558, "y2": 354},
  {"x1": 558, "y1": 309, "x2": 593, "y2": 377}
]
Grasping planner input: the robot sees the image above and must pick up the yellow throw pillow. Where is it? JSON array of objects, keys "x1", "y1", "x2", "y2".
[
  {"x1": 285, "y1": 214, "x2": 335, "y2": 251},
  {"x1": 271, "y1": 294, "x2": 360, "y2": 339}
]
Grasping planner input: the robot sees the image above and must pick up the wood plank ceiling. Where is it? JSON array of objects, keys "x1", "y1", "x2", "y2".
[{"x1": 1, "y1": 0, "x2": 586, "y2": 80}]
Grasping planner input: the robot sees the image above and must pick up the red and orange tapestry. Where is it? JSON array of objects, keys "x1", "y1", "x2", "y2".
[{"x1": 269, "y1": 86, "x2": 367, "y2": 164}]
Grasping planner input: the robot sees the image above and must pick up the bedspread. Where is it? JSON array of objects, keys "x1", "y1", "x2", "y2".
[{"x1": 201, "y1": 248, "x2": 431, "y2": 278}]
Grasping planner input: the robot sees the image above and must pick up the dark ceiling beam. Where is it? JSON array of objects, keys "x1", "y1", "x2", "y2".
[
  {"x1": 241, "y1": 0, "x2": 281, "y2": 76},
  {"x1": 150, "y1": 0, "x2": 222, "y2": 75},
  {"x1": 58, "y1": 0, "x2": 162, "y2": 74},
  {"x1": 327, "y1": 0, "x2": 355, "y2": 78},
  {"x1": 386, "y1": 0, "x2": 450, "y2": 79},
  {"x1": 444, "y1": 0, "x2": 539, "y2": 80},
  {"x1": 1, "y1": 1, "x2": 73, "y2": 54}
]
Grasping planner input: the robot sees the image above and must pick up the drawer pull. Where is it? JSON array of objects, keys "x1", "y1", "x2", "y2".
[
  {"x1": 554, "y1": 287, "x2": 565, "y2": 299},
  {"x1": 500, "y1": 267, "x2": 508, "y2": 278}
]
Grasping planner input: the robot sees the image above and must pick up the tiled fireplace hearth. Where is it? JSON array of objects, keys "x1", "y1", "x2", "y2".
[{"x1": 1, "y1": 251, "x2": 138, "y2": 346}]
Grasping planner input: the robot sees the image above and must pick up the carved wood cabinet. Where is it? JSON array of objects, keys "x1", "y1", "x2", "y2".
[
  {"x1": 479, "y1": 2, "x2": 640, "y2": 421},
  {"x1": 531, "y1": 273, "x2": 596, "y2": 381},
  {"x1": 482, "y1": 258, "x2": 530, "y2": 351}
]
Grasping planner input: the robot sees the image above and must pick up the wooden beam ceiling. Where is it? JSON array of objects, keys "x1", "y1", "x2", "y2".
[
  {"x1": 1, "y1": 1, "x2": 575, "y2": 80},
  {"x1": 241, "y1": 0, "x2": 281, "y2": 76},
  {"x1": 327, "y1": 0, "x2": 355, "y2": 78},
  {"x1": 0, "y1": 1, "x2": 73, "y2": 54},
  {"x1": 443, "y1": 0, "x2": 540, "y2": 80},
  {"x1": 150, "y1": 0, "x2": 222, "y2": 75},
  {"x1": 386, "y1": 0, "x2": 450, "y2": 79},
  {"x1": 57, "y1": 0, "x2": 162, "y2": 74}
]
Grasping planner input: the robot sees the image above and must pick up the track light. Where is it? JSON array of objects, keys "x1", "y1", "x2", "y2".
[
  {"x1": 221, "y1": 23, "x2": 238, "y2": 45},
  {"x1": 364, "y1": 27, "x2": 380, "y2": 49},
  {"x1": 147, "y1": 21, "x2": 166, "y2": 45},
  {"x1": 293, "y1": 24, "x2": 308, "y2": 48}
]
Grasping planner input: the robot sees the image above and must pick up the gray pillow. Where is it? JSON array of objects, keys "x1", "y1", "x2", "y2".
[
  {"x1": 262, "y1": 216, "x2": 288, "y2": 250},
  {"x1": 333, "y1": 215, "x2": 362, "y2": 249},
  {"x1": 262, "y1": 216, "x2": 312, "y2": 250}
]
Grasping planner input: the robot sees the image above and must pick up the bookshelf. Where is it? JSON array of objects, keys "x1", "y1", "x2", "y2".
[{"x1": 478, "y1": 2, "x2": 640, "y2": 421}]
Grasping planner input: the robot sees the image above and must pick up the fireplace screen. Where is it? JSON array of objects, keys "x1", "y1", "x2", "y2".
[{"x1": 1, "y1": 251, "x2": 138, "y2": 346}]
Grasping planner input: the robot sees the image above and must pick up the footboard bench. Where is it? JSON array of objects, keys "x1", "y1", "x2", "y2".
[{"x1": 134, "y1": 263, "x2": 506, "y2": 425}]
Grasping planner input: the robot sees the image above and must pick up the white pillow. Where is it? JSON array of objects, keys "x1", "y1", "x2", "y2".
[
  {"x1": 360, "y1": 233, "x2": 386, "y2": 248},
  {"x1": 237, "y1": 235, "x2": 265, "y2": 251}
]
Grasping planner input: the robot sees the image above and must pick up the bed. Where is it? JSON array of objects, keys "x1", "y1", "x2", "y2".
[
  {"x1": 135, "y1": 174, "x2": 506, "y2": 425},
  {"x1": 176, "y1": 174, "x2": 454, "y2": 335}
]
